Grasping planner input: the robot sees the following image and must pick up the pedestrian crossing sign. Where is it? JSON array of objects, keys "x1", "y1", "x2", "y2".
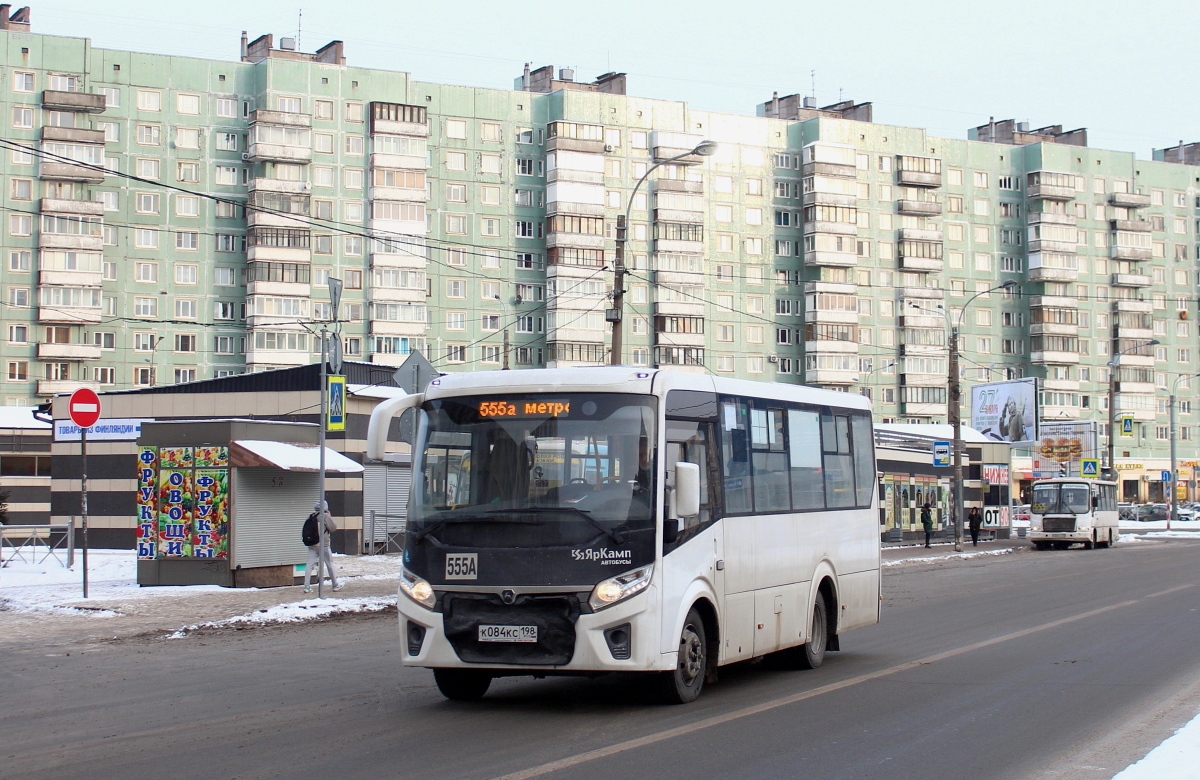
[
  {"x1": 1081, "y1": 459, "x2": 1099, "y2": 478},
  {"x1": 1119, "y1": 416, "x2": 1135, "y2": 438}
]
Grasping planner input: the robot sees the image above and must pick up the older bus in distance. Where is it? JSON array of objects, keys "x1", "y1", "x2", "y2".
[
  {"x1": 367, "y1": 367, "x2": 881, "y2": 703},
  {"x1": 1029, "y1": 477, "x2": 1119, "y2": 550}
]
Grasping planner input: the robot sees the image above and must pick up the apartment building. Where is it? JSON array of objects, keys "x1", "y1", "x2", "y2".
[{"x1": 2, "y1": 8, "x2": 1199, "y2": 469}]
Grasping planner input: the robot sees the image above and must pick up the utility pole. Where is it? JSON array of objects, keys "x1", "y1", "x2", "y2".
[
  {"x1": 608, "y1": 214, "x2": 627, "y2": 365},
  {"x1": 317, "y1": 322, "x2": 328, "y2": 599},
  {"x1": 948, "y1": 324, "x2": 964, "y2": 552}
]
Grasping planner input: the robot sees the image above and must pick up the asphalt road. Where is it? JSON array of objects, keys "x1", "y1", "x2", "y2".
[{"x1": 4, "y1": 538, "x2": 1200, "y2": 780}]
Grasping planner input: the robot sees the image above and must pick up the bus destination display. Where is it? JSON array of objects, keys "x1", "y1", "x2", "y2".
[{"x1": 478, "y1": 400, "x2": 571, "y2": 418}]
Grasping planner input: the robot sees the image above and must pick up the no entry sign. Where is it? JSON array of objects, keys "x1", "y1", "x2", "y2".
[{"x1": 68, "y1": 387, "x2": 101, "y2": 429}]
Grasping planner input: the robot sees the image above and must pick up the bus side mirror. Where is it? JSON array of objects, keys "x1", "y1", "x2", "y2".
[{"x1": 675, "y1": 463, "x2": 701, "y2": 519}]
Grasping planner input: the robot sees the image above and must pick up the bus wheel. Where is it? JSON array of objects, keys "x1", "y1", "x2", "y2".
[
  {"x1": 798, "y1": 596, "x2": 828, "y2": 670},
  {"x1": 1084, "y1": 533, "x2": 1095, "y2": 550},
  {"x1": 1033, "y1": 542, "x2": 1050, "y2": 551},
  {"x1": 433, "y1": 668, "x2": 493, "y2": 701},
  {"x1": 656, "y1": 608, "x2": 707, "y2": 704}
]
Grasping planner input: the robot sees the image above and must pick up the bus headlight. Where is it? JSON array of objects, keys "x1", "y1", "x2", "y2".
[
  {"x1": 399, "y1": 567, "x2": 436, "y2": 609},
  {"x1": 589, "y1": 564, "x2": 654, "y2": 611}
]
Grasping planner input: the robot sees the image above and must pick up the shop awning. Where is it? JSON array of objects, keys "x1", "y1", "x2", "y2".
[{"x1": 230, "y1": 440, "x2": 364, "y2": 473}]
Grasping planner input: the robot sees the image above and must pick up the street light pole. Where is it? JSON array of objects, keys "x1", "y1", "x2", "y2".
[
  {"x1": 1168, "y1": 370, "x2": 1200, "y2": 525},
  {"x1": 1105, "y1": 338, "x2": 1159, "y2": 483},
  {"x1": 609, "y1": 140, "x2": 717, "y2": 366}
]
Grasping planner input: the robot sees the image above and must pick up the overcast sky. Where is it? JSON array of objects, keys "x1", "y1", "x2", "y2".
[{"x1": 24, "y1": 0, "x2": 1199, "y2": 157}]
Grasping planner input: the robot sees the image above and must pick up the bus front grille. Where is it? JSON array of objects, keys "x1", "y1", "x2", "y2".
[
  {"x1": 442, "y1": 593, "x2": 580, "y2": 666},
  {"x1": 1042, "y1": 517, "x2": 1076, "y2": 533}
]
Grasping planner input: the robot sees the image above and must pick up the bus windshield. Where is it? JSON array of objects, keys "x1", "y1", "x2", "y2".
[
  {"x1": 412, "y1": 393, "x2": 657, "y2": 552},
  {"x1": 1031, "y1": 483, "x2": 1091, "y2": 515}
]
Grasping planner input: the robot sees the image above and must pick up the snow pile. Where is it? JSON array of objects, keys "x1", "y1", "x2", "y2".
[
  {"x1": 1117, "y1": 534, "x2": 1147, "y2": 543},
  {"x1": 1142, "y1": 530, "x2": 1200, "y2": 539},
  {"x1": 1119, "y1": 518, "x2": 1200, "y2": 531},
  {"x1": 166, "y1": 596, "x2": 395, "y2": 638},
  {"x1": 0, "y1": 549, "x2": 225, "y2": 614},
  {"x1": 882, "y1": 548, "x2": 1013, "y2": 567},
  {"x1": 1112, "y1": 710, "x2": 1200, "y2": 779}
]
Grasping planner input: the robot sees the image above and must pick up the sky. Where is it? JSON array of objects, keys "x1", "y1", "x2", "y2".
[{"x1": 17, "y1": 0, "x2": 1200, "y2": 157}]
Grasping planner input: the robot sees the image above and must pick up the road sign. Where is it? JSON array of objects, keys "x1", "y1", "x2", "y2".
[
  {"x1": 1119, "y1": 416, "x2": 1135, "y2": 438},
  {"x1": 932, "y1": 440, "x2": 951, "y2": 468},
  {"x1": 1162, "y1": 470, "x2": 1172, "y2": 483},
  {"x1": 326, "y1": 375, "x2": 346, "y2": 431},
  {"x1": 1081, "y1": 459, "x2": 1099, "y2": 478},
  {"x1": 68, "y1": 387, "x2": 101, "y2": 429},
  {"x1": 395, "y1": 349, "x2": 438, "y2": 395}
]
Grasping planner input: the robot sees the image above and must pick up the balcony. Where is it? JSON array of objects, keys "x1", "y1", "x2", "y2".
[
  {"x1": 803, "y1": 249, "x2": 857, "y2": 268},
  {"x1": 899, "y1": 256, "x2": 944, "y2": 272},
  {"x1": 546, "y1": 167, "x2": 605, "y2": 186},
  {"x1": 41, "y1": 90, "x2": 107, "y2": 113},
  {"x1": 1109, "y1": 192, "x2": 1151, "y2": 208},
  {"x1": 547, "y1": 200, "x2": 605, "y2": 218},
  {"x1": 37, "y1": 305, "x2": 102, "y2": 324},
  {"x1": 1115, "y1": 381, "x2": 1156, "y2": 395},
  {"x1": 246, "y1": 280, "x2": 310, "y2": 297},
  {"x1": 39, "y1": 161, "x2": 105, "y2": 183},
  {"x1": 39, "y1": 198, "x2": 104, "y2": 216},
  {"x1": 1110, "y1": 352, "x2": 1155, "y2": 368},
  {"x1": 898, "y1": 228, "x2": 942, "y2": 242},
  {"x1": 1028, "y1": 239, "x2": 1078, "y2": 255},
  {"x1": 1111, "y1": 272, "x2": 1153, "y2": 287},
  {"x1": 38, "y1": 233, "x2": 103, "y2": 252},
  {"x1": 1113, "y1": 299, "x2": 1152, "y2": 313},
  {"x1": 650, "y1": 131, "x2": 706, "y2": 165},
  {"x1": 37, "y1": 379, "x2": 100, "y2": 396},
  {"x1": 897, "y1": 199, "x2": 942, "y2": 216},
  {"x1": 245, "y1": 245, "x2": 311, "y2": 264},
  {"x1": 1030, "y1": 350, "x2": 1080, "y2": 365},
  {"x1": 1027, "y1": 212, "x2": 1076, "y2": 226},
  {"x1": 654, "y1": 179, "x2": 704, "y2": 194},
  {"x1": 249, "y1": 109, "x2": 312, "y2": 128},
  {"x1": 896, "y1": 170, "x2": 942, "y2": 188},
  {"x1": 368, "y1": 286, "x2": 425, "y2": 304},
  {"x1": 1113, "y1": 394, "x2": 1156, "y2": 422},
  {"x1": 801, "y1": 160, "x2": 856, "y2": 179},
  {"x1": 246, "y1": 209, "x2": 312, "y2": 229},
  {"x1": 249, "y1": 177, "x2": 311, "y2": 195},
  {"x1": 1030, "y1": 295, "x2": 1079, "y2": 309},
  {"x1": 1028, "y1": 266, "x2": 1078, "y2": 282},
  {"x1": 369, "y1": 319, "x2": 427, "y2": 337},
  {"x1": 1111, "y1": 245, "x2": 1152, "y2": 261},
  {"x1": 901, "y1": 402, "x2": 949, "y2": 418},
  {"x1": 41, "y1": 126, "x2": 106, "y2": 145},
  {"x1": 805, "y1": 368, "x2": 857, "y2": 386},
  {"x1": 803, "y1": 191, "x2": 857, "y2": 208},
  {"x1": 652, "y1": 207, "x2": 703, "y2": 224},
  {"x1": 370, "y1": 151, "x2": 428, "y2": 172},
  {"x1": 39, "y1": 269, "x2": 103, "y2": 288},
  {"x1": 1109, "y1": 219, "x2": 1151, "y2": 233},
  {"x1": 370, "y1": 185, "x2": 428, "y2": 203},
  {"x1": 246, "y1": 142, "x2": 312, "y2": 164},
  {"x1": 37, "y1": 342, "x2": 102, "y2": 360},
  {"x1": 804, "y1": 308, "x2": 858, "y2": 325},
  {"x1": 1027, "y1": 183, "x2": 1076, "y2": 200},
  {"x1": 1030, "y1": 323, "x2": 1079, "y2": 337},
  {"x1": 545, "y1": 136, "x2": 606, "y2": 154},
  {"x1": 804, "y1": 220, "x2": 856, "y2": 236},
  {"x1": 653, "y1": 300, "x2": 705, "y2": 317},
  {"x1": 370, "y1": 103, "x2": 429, "y2": 137},
  {"x1": 545, "y1": 232, "x2": 605, "y2": 251},
  {"x1": 654, "y1": 329, "x2": 705, "y2": 348}
]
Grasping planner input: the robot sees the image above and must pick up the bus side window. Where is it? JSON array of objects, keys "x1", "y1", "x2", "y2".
[
  {"x1": 720, "y1": 399, "x2": 752, "y2": 514},
  {"x1": 788, "y1": 407, "x2": 824, "y2": 510},
  {"x1": 850, "y1": 413, "x2": 875, "y2": 508},
  {"x1": 665, "y1": 419, "x2": 715, "y2": 546},
  {"x1": 821, "y1": 411, "x2": 855, "y2": 509}
]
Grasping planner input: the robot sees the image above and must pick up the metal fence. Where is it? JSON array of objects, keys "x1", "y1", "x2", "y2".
[
  {"x1": 0, "y1": 520, "x2": 75, "y2": 568},
  {"x1": 365, "y1": 511, "x2": 407, "y2": 554}
]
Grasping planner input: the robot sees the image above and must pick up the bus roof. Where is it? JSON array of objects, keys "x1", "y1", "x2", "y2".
[
  {"x1": 423, "y1": 367, "x2": 871, "y2": 411},
  {"x1": 1032, "y1": 477, "x2": 1117, "y2": 486}
]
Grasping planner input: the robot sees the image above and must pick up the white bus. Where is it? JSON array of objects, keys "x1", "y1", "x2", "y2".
[
  {"x1": 1029, "y1": 477, "x2": 1119, "y2": 550},
  {"x1": 367, "y1": 367, "x2": 881, "y2": 703}
]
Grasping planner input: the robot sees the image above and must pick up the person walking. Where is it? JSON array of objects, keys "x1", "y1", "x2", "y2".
[
  {"x1": 967, "y1": 507, "x2": 983, "y2": 547},
  {"x1": 921, "y1": 502, "x2": 934, "y2": 548},
  {"x1": 304, "y1": 500, "x2": 342, "y2": 593}
]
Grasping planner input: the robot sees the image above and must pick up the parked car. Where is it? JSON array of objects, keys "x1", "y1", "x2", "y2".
[{"x1": 1138, "y1": 504, "x2": 1169, "y2": 522}]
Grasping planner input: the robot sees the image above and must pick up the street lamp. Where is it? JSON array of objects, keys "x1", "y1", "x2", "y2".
[
  {"x1": 1105, "y1": 338, "x2": 1159, "y2": 482},
  {"x1": 909, "y1": 279, "x2": 1017, "y2": 552},
  {"x1": 1168, "y1": 370, "x2": 1200, "y2": 524},
  {"x1": 609, "y1": 140, "x2": 717, "y2": 365},
  {"x1": 316, "y1": 277, "x2": 342, "y2": 599}
]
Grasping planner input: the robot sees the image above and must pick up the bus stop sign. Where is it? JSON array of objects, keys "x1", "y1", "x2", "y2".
[{"x1": 932, "y1": 441, "x2": 951, "y2": 468}]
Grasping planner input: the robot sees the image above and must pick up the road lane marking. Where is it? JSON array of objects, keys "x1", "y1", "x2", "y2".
[
  {"x1": 1145, "y1": 583, "x2": 1195, "y2": 598},
  {"x1": 494, "y1": 598, "x2": 1142, "y2": 780}
]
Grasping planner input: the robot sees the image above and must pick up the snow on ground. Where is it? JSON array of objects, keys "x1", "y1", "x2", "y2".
[
  {"x1": 1119, "y1": 519, "x2": 1200, "y2": 531},
  {"x1": 0, "y1": 548, "x2": 403, "y2": 616},
  {"x1": 882, "y1": 548, "x2": 1013, "y2": 567},
  {"x1": 1117, "y1": 534, "x2": 1147, "y2": 543},
  {"x1": 165, "y1": 596, "x2": 396, "y2": 639},
  {"x1": 1111, "y1": 709, "x2": 1200, "y2": 779}
]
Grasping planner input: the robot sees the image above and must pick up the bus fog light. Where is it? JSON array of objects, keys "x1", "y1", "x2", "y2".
[
  {"x1": 399, "y1": 567, "x2": 436, "y2": 609},
  {"x1": 604, "y1": 623, "x2": 632, "y2": 660},
  {"x1": 588, "y1": 564, "x2": 653, "y2": 611}
]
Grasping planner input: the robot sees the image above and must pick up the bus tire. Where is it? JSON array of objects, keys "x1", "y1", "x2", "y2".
[
  {"x1": 656, "y1": 607, "x2": 707, "y2": 704},
  {"x1": 1084, "y1": 533, "x2": 1095, "y2": 550},
  {"x1": 433, "y1": 668, "x2": 492, "y2": 701},
  {"x1": 798, "y1": 595, "x2": 828, "y2": 670},
  {"x1": 1033, "y1": 542, "x2": 1050, "y2": 551}
]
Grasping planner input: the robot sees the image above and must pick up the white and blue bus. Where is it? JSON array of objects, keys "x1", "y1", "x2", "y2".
[{"x1": 367, "y1": 367, "x2": 881, "y2": 703}]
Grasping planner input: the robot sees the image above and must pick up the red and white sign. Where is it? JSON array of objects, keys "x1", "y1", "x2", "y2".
[{"x1": 68, "y1": 387, "x2": 101, "y2": 429}]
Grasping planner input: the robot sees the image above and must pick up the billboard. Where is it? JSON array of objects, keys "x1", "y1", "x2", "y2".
[
  {"x1": 1032, "y1": 420, "x2": 1100, "y2": 478},
  {"x1": 970, "y1": 379, "x2": 1037, "y2": 444}
]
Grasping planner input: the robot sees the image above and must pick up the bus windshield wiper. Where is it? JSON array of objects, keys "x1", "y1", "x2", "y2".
[
  {"x1": 412, "y1": 514, "x2": 542, "y2": 543},
  {"x1": 489, "y1": 506, "x2": 627, "y2": 545}
]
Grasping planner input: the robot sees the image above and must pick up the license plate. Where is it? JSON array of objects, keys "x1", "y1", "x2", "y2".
[
  {"x1": 445, "y1": 553, "x2": 477, "y2": 581},
  {"x1": 478, "y1": 625, "x2": 537, "y2": 643}
]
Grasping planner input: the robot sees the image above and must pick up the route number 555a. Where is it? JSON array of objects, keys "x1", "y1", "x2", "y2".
[{"x1": 445, "y1": 553, "x2": 478, "y2": 580}]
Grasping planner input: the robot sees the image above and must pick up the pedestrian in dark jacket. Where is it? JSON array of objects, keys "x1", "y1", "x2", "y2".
[
  {"x1": 967, "y1": 507, "x2": 983, "y2": 546},
  {"x1": 920, "y1": 503, "x2": 933, "y2": 548}
]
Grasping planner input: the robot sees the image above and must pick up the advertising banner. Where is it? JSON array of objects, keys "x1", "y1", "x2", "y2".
[
  {"x1": 135, "y1": 445, "x2": 229, "y2": 560},
  {"x1": 970, "y1": 379, "x2": 1037, "y2": 445},
  {"x1": 1032, "y1": 420, "x2": 1100, "y2": 478}
]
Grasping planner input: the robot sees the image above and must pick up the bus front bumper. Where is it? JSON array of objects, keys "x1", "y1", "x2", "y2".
[{"x1": 396, "y1": 585, "x2": 670, "y2": 673}]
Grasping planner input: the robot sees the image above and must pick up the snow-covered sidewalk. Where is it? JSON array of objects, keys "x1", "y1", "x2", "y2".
[
  {"x1": 0, "y1": 549, "x2": 403, "y2": 648},
  {"x1": 1112, "y1": 709, "x2": 1200, "y2": 779}
]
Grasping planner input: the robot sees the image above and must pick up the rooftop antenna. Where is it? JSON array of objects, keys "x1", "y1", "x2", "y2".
[
  {"x1": 296, "y1": 8, "x2": 302, "y2": 50},
  {"x1": 839, "y1": 87, "x2": 844, "y2": 102},
  {"x1": 810, "y1": 69, "x2": 816, "y2": 101}
]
